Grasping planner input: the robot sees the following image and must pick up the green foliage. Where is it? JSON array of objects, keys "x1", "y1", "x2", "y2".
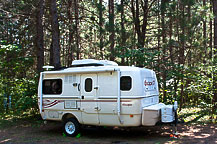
[
  {"x1": 185, "y1": 65, "x2": 213, "y2": 104},
  {"x1": 13, "y1": 79, "x2": 38, "y2": 114},
  {"x1": 179, "y1": 107, "x2": 216, "y2": 124},
  {"x1": 0, "y1": 41, "x2": 38, "y2": 114}
]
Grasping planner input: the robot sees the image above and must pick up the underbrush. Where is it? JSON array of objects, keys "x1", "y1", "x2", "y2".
[
  {"x1": 178, "y1": 106, "x2": 217, "y2": 124},
  {"x1": 0, "y1": 110, "x2": 43, "y2": 129}
]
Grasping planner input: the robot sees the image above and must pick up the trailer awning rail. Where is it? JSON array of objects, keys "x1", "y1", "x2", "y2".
[{"x1": 42, "y1": 67, "x2": 118, "y2": 74}]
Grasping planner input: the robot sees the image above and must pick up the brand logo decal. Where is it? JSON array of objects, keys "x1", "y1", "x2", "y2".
[{"x1": 144, "y1": 80, "x2": 155, "y2": 86}]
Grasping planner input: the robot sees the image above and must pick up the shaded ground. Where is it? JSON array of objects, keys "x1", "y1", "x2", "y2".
[{"x1": 0, "y1": 119, "x2": 216, "y2": 144}]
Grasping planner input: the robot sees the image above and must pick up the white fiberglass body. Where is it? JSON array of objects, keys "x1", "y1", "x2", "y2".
[{"x1": 38, "y1": 59, "x2": 176, "y2": 129}]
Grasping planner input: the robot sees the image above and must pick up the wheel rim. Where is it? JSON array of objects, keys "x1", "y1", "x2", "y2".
[{"x1": 65, "y1": 121, "x2": 76, "y2": 135}]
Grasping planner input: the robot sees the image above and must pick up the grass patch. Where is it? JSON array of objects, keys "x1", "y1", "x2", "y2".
[
  {"x1": 178, "y1": 107, "x2": 216, "y2": 124},
  {"x1": 0, "y1": 119, "x2": 15, "y2": 129},
  {"x1": 0, "y1": 111, "x2": 43, "y2": 129}
]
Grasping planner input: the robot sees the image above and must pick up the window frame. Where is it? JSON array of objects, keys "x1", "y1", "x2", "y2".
[
  {"x1": 84, "y1": 78, "x2": 93, "y2": 92},
  {"x1": 42, "y1": 79, "x2": 63, "y2": 95},
  {"x1": 120, "y1": 76, "x2": 132, "y2": 91}
]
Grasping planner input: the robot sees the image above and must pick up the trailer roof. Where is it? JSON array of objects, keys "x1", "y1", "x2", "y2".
[{"x1": 42, "y1": 65, "x2": 153, "y2": 75}]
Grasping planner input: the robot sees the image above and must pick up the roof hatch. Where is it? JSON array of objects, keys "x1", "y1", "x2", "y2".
[{"x1": 71, "y1": 59, "x2": 118, "y2": 67}]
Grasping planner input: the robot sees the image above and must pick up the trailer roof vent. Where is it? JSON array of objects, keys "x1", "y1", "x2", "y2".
[
  {"x1": 43, "y1": 66, "x2": 54, "y2": 71},
  {"x1": 71, "y1": 59, "x2": 118, "y2": 67}
]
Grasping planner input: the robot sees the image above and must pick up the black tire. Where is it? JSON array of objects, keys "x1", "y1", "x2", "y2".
[{"x1": 63, "y1": 118, "x2": 80, "y2": 137}]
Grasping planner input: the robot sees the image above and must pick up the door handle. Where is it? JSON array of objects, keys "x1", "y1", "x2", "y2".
[
  {"x1": 94, "y1": 86, "x2": 99, "y2": 90},
  {"x1": 81, "y1": 95, "x2": 84, "y2": 99},
  {"x1": 78, "y1": 83, "x2": 80, "y2": 91},
  {"x1": 94, "y1": 107, "x2": 101, "y2": 111}
]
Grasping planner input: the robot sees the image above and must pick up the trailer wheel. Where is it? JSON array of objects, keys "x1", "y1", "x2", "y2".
[{"x1": 63, "y1": 118, "x2": 80, "y2": 137}]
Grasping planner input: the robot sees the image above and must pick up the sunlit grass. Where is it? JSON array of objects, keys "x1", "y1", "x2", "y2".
[
  {"x1": 178, "y1": 107, "x2": 216, "y2": 124},
  {"x1": 0, "y1": 110, "x2": 42, "y2": 129}
]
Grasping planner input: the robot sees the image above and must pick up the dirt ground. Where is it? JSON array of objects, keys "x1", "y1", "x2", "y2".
[{"x1": 0, "y1": 120, "x2": 216, "y2": 144}]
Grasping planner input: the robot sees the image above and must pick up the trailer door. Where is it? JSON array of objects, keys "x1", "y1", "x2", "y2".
[{"x1": 80, "y1": 74, "x2": 99, "y2": 125}]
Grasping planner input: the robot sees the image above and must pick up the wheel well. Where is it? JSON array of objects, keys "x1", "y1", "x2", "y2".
[{"x1": 62, "y1": 113, "x2": 77, "y2": 122}]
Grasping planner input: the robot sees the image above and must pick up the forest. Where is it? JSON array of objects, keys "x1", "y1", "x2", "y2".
[{"x1": 0, "y1": 0, "x2": 216, "y2": 120}]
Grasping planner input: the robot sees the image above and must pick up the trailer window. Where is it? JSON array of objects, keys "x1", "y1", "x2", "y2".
[
  {"x1": 120, "y1": 76, "x2": 132, "y2": 91},
  {"x1": 43, "y1": 79, "x2": 62, "y2": 94},
  {"x1": 85, "y1": 78, "x2": 92, "y2": 92}
]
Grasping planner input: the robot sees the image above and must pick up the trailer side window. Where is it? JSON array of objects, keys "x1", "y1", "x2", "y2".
[
  {"x1": 85, "y1": 78, "x2": 92, "y2": 92},
  {"x1": 43, "y1": 79, "x2": 62, "y2": 94},
  {"x1": 120, "y1": 76, "x2": 132, "y2": 91}
]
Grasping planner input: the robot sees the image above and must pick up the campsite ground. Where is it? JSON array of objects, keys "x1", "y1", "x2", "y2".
[{"x1": 0, "y1": 118, "x2": 216, "y2": 144}]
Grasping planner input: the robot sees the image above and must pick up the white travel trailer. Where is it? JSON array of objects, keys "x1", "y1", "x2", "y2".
[{"x1": 38, "y1": 59, "x2": 178, "y2": 137}]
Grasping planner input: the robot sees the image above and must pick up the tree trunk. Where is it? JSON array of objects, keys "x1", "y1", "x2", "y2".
[
  {"x1": 131, "y1": 0, "x2": 142, "y2": 48},
  {"x1": 99, "y1": 0, "x2": 104, "y2": 59},
  {"x1": 141, "y1": 0, "x2": 148, "y2": 48},
  {"x1": 109, "y1": 0, "x2": 115, "y2": 61},
  {"x1": 49, "y1": 42, "x2": 54, "y2": 66},
  {"x1": 157, "y1": 0, "x2": 160, "y2": 71},
  {"x1": 131, "y1": 0, "x2": 149, "y2": 66},
  {"x1": 74, "y1": 0, "x2": 80, "y2": 60},
  {"x1": 179, "y1": 1, "x2": 185, "y2": 111},
  {"x1": 67, "y1": 0, "x2": 74, "y2": 66},
  {"x1": 161, "y1": 0, "x2": 167, "y2": 103},
  {"x1": 36, "y1": 0, "x2": 44, "y2": 73},
  {"x1": 212, "y1": 0, "x2": 217, "y2": 118},
  {"x1": 120, "y1": 0, "x2": 126, "y2": 65},
  {"x1": 203, "y1": 0, "x2": 207, "y2": 62},
  {"x1": 210, "y1": 2, "x2": 213, "y2": 60},
  {"x1": 185, "y1": 3, "x2": 192, "y2": 105},
  {"x1": 50, "y1": 0, "x2": 61, "y2": 69}
]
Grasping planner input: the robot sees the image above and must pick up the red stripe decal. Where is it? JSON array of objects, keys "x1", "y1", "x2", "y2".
[
  {"x1": 43, "y1": 100, "x2": 58, "y2": 106},
  {"x1": 81, "y1": 100, "x2": 131, "y2": 102},
  {"x1": 43, "y1": 100, "x2": 64, "y2": 108},
  {"x1": 44, "y1": 102, "x2": 58, "y2": 108}
]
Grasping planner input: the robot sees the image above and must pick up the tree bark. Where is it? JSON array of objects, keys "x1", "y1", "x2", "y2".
[
  {"x1": 131, "y1": 0, "x2": 141, "y2": 48},
  {"x1": 212, "y1": 0, "x2": 217, "y2": 117},
  {"x1": 67, "y1": 0, "x2": 74, "y2": 66},
  {"x1": 99, "y1": 0, "x2": 104, "y2": 59},
  {"x1": 109, "y1": 0, "x2": 115, "y2": 61},
  {"x1": 36, "y1": 0, "x2": 44, "y2": 73},
  {"x1": 161, "y1": 0, "x2": 167, "y2": 103},
  {"x1": 74, "y1": 0, "x2": 80, "y2": 60},
  {"x1": 203, "y1": 0, "x2": 207, "y2": 62},
  {"x1": 120, "y1": 0, "x2": 126, "y2": 65},
  {"x1": 50, "y1": 0, "x2": 61, "y2": 69},
  {"x1": 131, "y1": 0, "x2": 149, "y2": 49},
  {"x1": 210, "y1": 2, "x2": 213, "y2": 60},
  {"x1": 141, "y1": 0, "x2": 148, "y2": 48},
  {"x1": 179, "y1": 1, "x2": 185, "y2": 111},
  {"x1": 157, "y1": 0, "x2": 160, "y2": 70}
]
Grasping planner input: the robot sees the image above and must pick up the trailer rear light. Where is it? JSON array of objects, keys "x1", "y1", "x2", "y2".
[{"x1": 130, "y1": 115, "x2": 134, "y2": 118}]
